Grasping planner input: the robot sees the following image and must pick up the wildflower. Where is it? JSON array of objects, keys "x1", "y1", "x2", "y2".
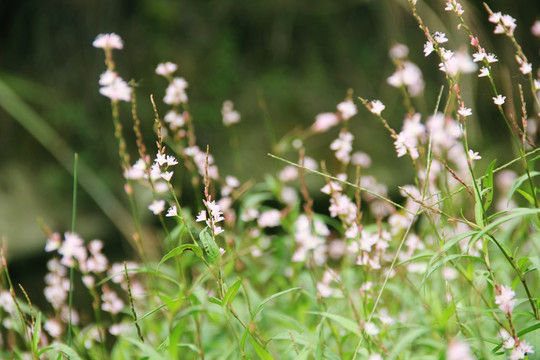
[
  {"x1": 161, "y1": 171, "x2": 173, "y2": 181},
  {"x1": 369, "y1": 100, "x2": 385, "y2": 115},
  {"x1": 368, "y1": 355, "x2": 382, "y2": 360},
  {"x1": 433, "y1": 31, "x2": 449, "y2": 43},
  {"x1": 164, "y1": 77, "x2": 189, "y2": 105},
  {"x1": 478, "y1": 67, "x2": 490, "y2": 77},
  {"x1": 311, "y1": 112, "x2": 339, "y2": 133},
  {"x1": 45, "y1": 232, "x2": 62, "y2": 252},
  {"x1": 387, "y1": 61, "x2": 425, "y2": 96},
  {"x1": 489, "y1": 12, "x2": 502, "y2": 24},
  {"x1": 44, "y1": 318, "x2": 62, "y2": 338},
  {"x1": 389, "y1": 43, "x2": 409, "y2": 59},
  {"x1": 155, "y1": 62, "x2": 178, "y2": 77},
  {"x1": 222, "y1": 100, "x2": 241, "y2": 126},
  {"x1": 458, "y1": 106, "x2": 472, "y2": 117},
  {"x1": 164, "y1": 110, "x2": 185, "y2": 129},
  {"x1": 423, "y1": 41, "x2": 434, "y2": 57},
  {"x1": 166, "y1": 155, "x2": 178, "y2": 166},
  {"x1": 510, "y1": 340, "x2": 535, "y2": 360},
  {"x1": 330, "y1": 131, "x2": 354, "y2": 164},
  {"x1": 446, "y1": 339, "x2": 474, "y2": 360},
  {"x1": 351, "y1": 151, "x2": 372, "y2": 168},
  {"x1": 498, "y1": 329, "x2": 515, "y2": 349},
  {"x1": 495, "y1": 285, "x2": 517, "y2": 314},
  {"x1": 519, "y1": 62, "x2": 532, "y2": 75},
  {"x1": 166, "y1": 206, "x2": 177, "y2": 217},
  {"x1": 468, "y1": 149, "x2": 481, "y2": 161},
  {"x1": 101, "y1": 287, "x2": 124, "y2": 315},
  {"x1": 445, "y1": 0, "x2": 464, "y2": 16},
  {"x1": 99, "y1": 76, "x2": 132, "y2": 102},
  {"x1": 92, "y1": 33, "x2": 123, "y2": 50},
  {"x1": 148, "y1": 199, "x2": 166, "y2": 215},
  {"x1": 364, "y1": 322, "x2": 379, "y2": 336},
  {"x1": 493, "y1": 94, "x2": 506, "y2": 105},
  {"x1": 472, "y1": 51, "x2": 485, "y2": 62},
  {"x1": 337, "y1": 99, "x2": 358, "y2": 120},
  {"x1": 196, "y1": 210, "x2": 207, "y2": 222},
  {"x1": 485, "y1": 53, "x2": 498, "y2": 63},
  {"x1": 532, "y1": 21, "x2": 540, "y2": 37},
  {"x1": 257, "y1": 209, "x2": 281, "y2": 228},
  {"x1": 109, "y1": 323, "x2": 131, "y2": 336},
  {"x1": 58, "y1": 232, "x2": 87, "y2": 268},
  {"x1": 98, "y1": 70, "x2": 117, "y2": 86}
]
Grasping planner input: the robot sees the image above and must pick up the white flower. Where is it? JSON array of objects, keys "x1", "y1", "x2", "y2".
[
  {"x1": 458, "y1": 106, "x2": 472, "y2": 117},
  {"x1": 478, "y1": 67, "x2": 490, "y2": 77},
  {"x1": 389, "y1": 43, "x2": 408, "y2": 59},
  {"x1": 155, "y1": 62, "x2": 178, "y2": 77},
  {"x1": 93, "y1": 33, "x2": 123, "y2": 50},
  {"x1": 424, "y1": 41, "x2": 434, "y2": 57},
  {"x1": 493, "y1": 94, "x2": 506, "y2": 105},
  {"x1": 222, "y1": 100, "x2": 241, "y2": 126},
  {"x1": 312, "y1": 112, "x2": 339, "y2": 133},
  {"x1": 148, "y1": 200, "x2": 166, "y2": 215},
  {"x1": 337, "y1": 99, "x2": 358, "y2": 120},
  {"x1": 164, "y1": 77, "x2": 189, "y2": 105},
  {"x1": 468, "y1": 149, "x2": 481, "y2": 161},
  {"x1": 330, "y1": 131, "x2": 354, "y2": 164},
  {"x1": 433, "y1": 31, "x2": 448, "y2": 43},
  {"x1": 369, "y1": 100, "x2": 385, "y2": 115},
  {"x1": 99, "y1": 76, "x2": 131, "y2": 102},
  {"x1": 257, "y1": 209, "x2": 281, "y2": 228},
  {"x1": 519, "y1": 62, "x2": 532, "y2": 75},
  {"x1": 166, "y1": 206, "x2": 177, "y2": 217}
]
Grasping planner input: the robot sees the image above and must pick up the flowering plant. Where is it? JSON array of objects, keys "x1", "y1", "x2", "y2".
[{"x1": 1, "y1": 1, "x2": 540, "y2": 359}]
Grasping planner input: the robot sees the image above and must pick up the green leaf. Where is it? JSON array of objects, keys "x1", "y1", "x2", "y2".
[
  {"x1": 241, "y1": 287, "x2": 301, "y2": 350},
  {"x1": 308, "y1": 312, "x2": 361, "y2": 337},
  {"x1": 32, "y1": 312, "x2": 42, "y2": 354},
  {"x1": 157, "y1": 244, "x2": 203, "y2": 270},
  {"x1": 222, "y1": 279, "x2": 242, "y2": 307},
  {"x1": 516, "y1": 188, "x2": 536, "y2": 205},
  {"x1": 483, "y1": 159, "x2": 496, "y2": 211},
  {"x1": 508, "y1": 171, "x2": 540, "y2": 204},
  {"x1": 199, "y1": 227, "x2": 220, "y2": 265},
  {"x1": 124, "y1": 337, "x2": 165, "y2": 360},
  {"x1": 38, "y1": 343, "x2": 82, "y2": 359},
  {"x1": 249, "y1": 338, "x2": 275, "y2": 360},
  {"x1": 474, "y1": 189, "x2": 484, "y2": 227},
  {"x1": 388, "y1": 327, "x2": 429, "y2": 359}
]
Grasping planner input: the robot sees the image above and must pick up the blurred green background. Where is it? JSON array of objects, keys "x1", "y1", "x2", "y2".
[{"x1": 0, "y1": 0, "x2": 539, "y2": 270}]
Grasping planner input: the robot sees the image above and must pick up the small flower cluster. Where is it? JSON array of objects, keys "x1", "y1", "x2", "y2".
[
  {"x1": 196, "y1": 200, "x2": 225, "y2": 235},
  {"x1": 93, "y1": 33, "x2": 132, "y2": 102}
]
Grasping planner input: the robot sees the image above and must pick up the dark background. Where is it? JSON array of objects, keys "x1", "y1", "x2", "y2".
[{"x1": 0, "y1": 0, "x2": 539, "y2": 283}]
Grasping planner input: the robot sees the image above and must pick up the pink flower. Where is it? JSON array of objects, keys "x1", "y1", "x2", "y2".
[
  {"x1": 257, "y1": 209, "x2": 281, "y2": 228},
  {"x1": 495, "y1": 285, "x2": 517, "y2": 314},
  {"x1": 93, "y1": 33, "x2": 123, "y2": 50}
]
